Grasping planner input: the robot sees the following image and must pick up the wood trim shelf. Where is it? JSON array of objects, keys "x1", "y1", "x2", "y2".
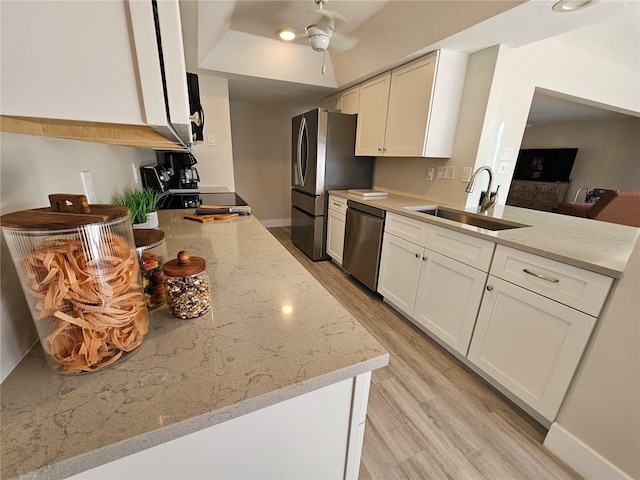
[{"x1": 0, "y1": 115, "x2": 184, "y2": 150}]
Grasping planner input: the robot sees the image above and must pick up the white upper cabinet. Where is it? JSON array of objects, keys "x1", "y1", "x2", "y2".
[
  {"x1": 356, "y1": 50, "x2": 468, "y2": 158},
  {"x1": 355, "y1": 73, "x2": 392, "y2": 156},
  {"x1": 340, "y1": 87, "x2": 360, "y2": 115},
  {"x1": 324, "y1": 86, "x2": 360, "y2": 115},
  {"x1": 0, "y1": 0, "x2": 191, "y2": 149}
]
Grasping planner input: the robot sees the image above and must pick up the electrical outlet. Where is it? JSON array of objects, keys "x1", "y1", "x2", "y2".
[
  {"x1": 132, "y1": 163, "x2": 140, "y2": 185},
  {"x1": 447, "y1": 166, "x2": 456, "y2": 180},
  {"x1": 436, "y1": 166, "x2": 447, "y2": 179},
  {"x1": 426, "y1": 168, "x2": 434, "y2": 181},
  {"x1": 80, "y1": 171, "x2": 97, "y2": 203},
  {"x1": 497, "y1": 162, "x2": 510, "y2": 174},
  {"x1": 462, "y1": 167, "x2": 472, "y2": 182}
]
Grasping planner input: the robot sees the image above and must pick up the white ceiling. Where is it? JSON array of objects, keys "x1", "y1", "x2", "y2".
[{"x1": 180, "y1": 0, "x2": 640, "y2": 123}]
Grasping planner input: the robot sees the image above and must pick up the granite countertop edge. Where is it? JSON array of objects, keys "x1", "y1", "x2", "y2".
[
  {"x1": 329, "y1": 190, "x2": 640, "y2": 278},
  {"x1": 17, "y1": 356, "x2": 389, "y2": 480}
]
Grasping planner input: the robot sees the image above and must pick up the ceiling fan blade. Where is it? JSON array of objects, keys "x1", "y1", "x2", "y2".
[
  {"x1": 307, "y1": 8, "x2": 334, "y2": 30},
  {"x1": 326, "y1": 9, "x2": 348, "y2": 25},
  {"x1": 329, "y1": 32, "x2": 358, "y2": 52}
]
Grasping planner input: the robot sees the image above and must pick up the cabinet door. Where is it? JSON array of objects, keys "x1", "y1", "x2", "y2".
[
  {"x1": 1, "y1": 1, "x2": 144, "y2": 124},
  {"x1": 377, "y1": 234, "x2": 422, "y2": 317},
  {"x1": 355, "y1": 73, "x2": 391, "y2": 156},
  {"x1": 384, "y1": 55, "x2": 436, "y2": 157},
  {"x1": 468, "y1": 276, "x2": 597, "y2": 421},
  {"x1": 413, "y1": 250, "x2": 486, "y2": 356},
  {"x1": 327, "y1": 210, "x2": 346, "y2": 265},
  {"x1": 341, "y1": 87, "x2": 360, "y2": 115}
]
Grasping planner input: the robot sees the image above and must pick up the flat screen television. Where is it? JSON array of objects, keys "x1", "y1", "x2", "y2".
[{"x1": 513, "y1": 148, "x2": 578, "y2": 183}]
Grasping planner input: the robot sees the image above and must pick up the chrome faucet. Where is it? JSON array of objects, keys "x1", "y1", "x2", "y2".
[{"x1": 465, "y1": 166, "x2": 500, "y2": 214}]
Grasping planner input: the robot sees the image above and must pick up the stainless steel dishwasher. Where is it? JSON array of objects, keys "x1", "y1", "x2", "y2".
[{"x1": 342, "y1": 200, "x2": 386, "y2": 291}]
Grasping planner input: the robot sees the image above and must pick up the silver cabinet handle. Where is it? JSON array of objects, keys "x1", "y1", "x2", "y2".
[
  {"x1": 415, "y1": 253, "x2": 420, "y2": 258},
  {"x1": 422, "y1": 256, "x2": 427, "y2": 262},
  {"x1": 523, "y1": 268, "x2": 560, "y2": 283},
  {"x1": 486, "y1": 285, "x2": 494, "y2": 291}
]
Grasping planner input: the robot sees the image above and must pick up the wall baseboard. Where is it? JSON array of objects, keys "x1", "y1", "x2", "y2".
[
  {"x1": 544, "y1": 422, "x2": 632, "y2": 480},
  {"x1": 260, "y1": 218, "x2": 290, "y2": 228}
]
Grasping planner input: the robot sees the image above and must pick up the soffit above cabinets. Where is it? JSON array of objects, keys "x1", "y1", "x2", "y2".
[{"x1": 180, "y1": 0, "x2": 639, "y2": 104}]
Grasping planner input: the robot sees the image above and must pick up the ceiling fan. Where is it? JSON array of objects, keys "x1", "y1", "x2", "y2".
[{"x1": 277, "y1": 0, "x2": 358, "y2": 56}]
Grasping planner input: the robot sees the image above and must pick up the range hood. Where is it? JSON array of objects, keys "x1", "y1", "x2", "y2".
[{"x1": 0, "y1": 0, "x2": 193, "y2": 151}]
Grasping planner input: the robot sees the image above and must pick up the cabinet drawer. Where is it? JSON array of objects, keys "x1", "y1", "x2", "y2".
[
  {"x1": 491, "y1": 245, "x2": 613, "y2": 316},
  {"x1": 328, "y1": 195, "x2": 348, "y2": 214},
  {"x1": 385, "y1": 212, "x2": 429, "y2": 247},
  {"x1": 426, "y1": 225, "x2": 495, "y2": 271}
]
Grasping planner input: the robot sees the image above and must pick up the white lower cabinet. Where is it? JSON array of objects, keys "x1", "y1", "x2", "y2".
[
  {"x1": 327, "y1": 195, "x2": 348, "y2": 265},
  {"x1": 413, "y1": 250, "x2": 487, "y2": 356},
  {"x1": 378, "y1": 213, "x2": 493, "y2": 356},
  {"x1": 378, "y1": 233, "x2": 423, "y2": 317},
  {"x1": 468, "y1": 276, "x2": 597, "y2": 422},
  {"x1": 378, "y1": 215, "x2": 612, "y2": 426}
]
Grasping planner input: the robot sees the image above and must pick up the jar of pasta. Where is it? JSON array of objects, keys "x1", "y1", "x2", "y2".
[
  {"x1": 0, "y1": 194, "x2": 149, "y2": 374},
  {"x1": 133, "y1": 229, "x2": 168, "y2": 310},
  {"x1": 162, "y1": 250, "x2": 211, "y2": 319}
]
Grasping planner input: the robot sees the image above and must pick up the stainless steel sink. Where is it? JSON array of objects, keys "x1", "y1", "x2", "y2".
[{"x1": 404, "y1": 206, "x2": 528, "y2": 231}]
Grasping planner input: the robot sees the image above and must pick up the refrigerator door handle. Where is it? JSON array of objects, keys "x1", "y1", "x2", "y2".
[{"x1": 296, "y1": 116, "x2": 308, "y2": 186}]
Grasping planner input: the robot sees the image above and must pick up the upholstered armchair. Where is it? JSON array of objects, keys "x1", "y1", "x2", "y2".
[{"x1": 556, "y1": 190, "x2": 640, "y2": 228}]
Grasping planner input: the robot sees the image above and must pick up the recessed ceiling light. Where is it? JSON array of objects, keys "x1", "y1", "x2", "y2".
[
  {"x1": 552, "y1": 0, "x2": 599, "y2": 12},
  {"x1": 276, "y1": 28, "x2": 298, "y2": 41}
]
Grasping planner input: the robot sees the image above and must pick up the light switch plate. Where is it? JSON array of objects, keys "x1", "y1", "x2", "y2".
[
  {"x1": 436, "y1": 166, "x2": 447, "y2": 179},
  {"x1": 500, "y1": 148, "x2": 513, "y2": 161},
  {"x1": 462, "y1": 167, "x2": 472, "y2": 182},
  {"x1": 207, "y1": 135, "x2": 215, "y2": 146},
  {"x1": 447, "y1": 166, "x2": 456, "y2": 180}
]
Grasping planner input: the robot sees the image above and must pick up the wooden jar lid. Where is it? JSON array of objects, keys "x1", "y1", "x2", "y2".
[
  {"x1": 133, "y1": 229, "x2": 165, "y2": 249},
  {"x1": 162, "y1": 250, "x2": 206, "y2": 277},
  {"x1": 0, "y1": 194, "x2": 129, "y2": 231}
]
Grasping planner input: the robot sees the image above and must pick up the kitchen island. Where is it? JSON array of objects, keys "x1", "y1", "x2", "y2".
[{"x1": 0, "y1": 210, "x2": 389, "y2": 479}]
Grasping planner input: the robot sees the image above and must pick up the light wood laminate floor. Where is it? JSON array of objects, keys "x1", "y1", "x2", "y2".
[{"x1": 269, "y1": 227, "x2": 580, "y2": 480}]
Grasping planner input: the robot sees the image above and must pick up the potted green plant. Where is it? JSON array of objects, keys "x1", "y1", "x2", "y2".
[{"x1": 113, "y1": 188, "x2": 160, "y2": 229}]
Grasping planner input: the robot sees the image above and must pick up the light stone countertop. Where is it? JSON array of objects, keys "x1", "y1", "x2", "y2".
[
  {"x1": 330, "y1": 190, "x2": 640, "y2": 278},
  {"x1": 0, "y1": 211, "x2": 389, "y2": 480}
]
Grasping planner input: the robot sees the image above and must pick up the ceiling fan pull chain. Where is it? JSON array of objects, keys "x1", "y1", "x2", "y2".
[{"x1": 322, "y1": 49, "x2": 326, "y2": 75}]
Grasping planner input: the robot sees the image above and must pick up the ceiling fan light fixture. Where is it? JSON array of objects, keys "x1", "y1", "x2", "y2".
[
  {"x1": 552, "y1": 0, "x2": 599, "y2": 12},
  {"x1": 308, "y1": 33, "x2": 330, "y2": 51},
  {"x1": 276, "y1": 28, "x2": 298, "y2": 41}
]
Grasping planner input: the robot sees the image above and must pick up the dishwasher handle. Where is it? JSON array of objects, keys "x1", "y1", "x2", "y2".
[{"x1": 347, "y1": 200, "x2": 386, "y2": 219}]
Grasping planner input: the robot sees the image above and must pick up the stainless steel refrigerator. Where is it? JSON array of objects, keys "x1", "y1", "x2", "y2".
[{"x1": 291, "y1": 108, "x2": 373, "y2": 261}]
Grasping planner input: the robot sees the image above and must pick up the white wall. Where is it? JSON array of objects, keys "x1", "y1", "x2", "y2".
[
  {"x1": 553, "y1": 239, "x2": 640, "y2": 479},
  {"x1": 466, "y1": 37, "x2": 640, "y2": 208},
  {"x1": 0, "y1": 132, "x2": 155, "y2": 382},
  {"x1": 520, "y1": 117, "x2": 640, "y2": 202},
  {"x1": 189, "y1": 76, "x2": 235, "y2": 191},
  {"x1": 230, "y1": 101, "x2": 317, "y2": 226}
]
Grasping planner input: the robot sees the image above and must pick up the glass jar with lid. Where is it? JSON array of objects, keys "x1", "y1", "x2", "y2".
[
  {"x1": 0, "y1": 194, "x2": 149, "y2": 374},
  {"x1": 133, "y1": 229, "x2": 168, "y2": 310},
  {"x1": 162, "y1": 250, "x2": 212, "y2": 319}
]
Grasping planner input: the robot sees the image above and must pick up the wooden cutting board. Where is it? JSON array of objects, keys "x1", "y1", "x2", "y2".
[{"x1": 183, "y1": 213, "x2": 239, "y2": 223}]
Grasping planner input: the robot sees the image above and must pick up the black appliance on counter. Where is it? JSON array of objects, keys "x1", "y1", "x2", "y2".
[
  {"x1": 157, "y1": 192, "x2": 249, "y2": 210},
  {"x1": 141, "y1": 151, "x2": 200, "y2": 193},
  {"x1": 291, "y1": 108, "x2": 374, "y2": 261}
]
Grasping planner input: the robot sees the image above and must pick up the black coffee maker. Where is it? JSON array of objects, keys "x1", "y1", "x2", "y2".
[{"x1": 160, "y1": 151, "x2": 200, "y2": 190}]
